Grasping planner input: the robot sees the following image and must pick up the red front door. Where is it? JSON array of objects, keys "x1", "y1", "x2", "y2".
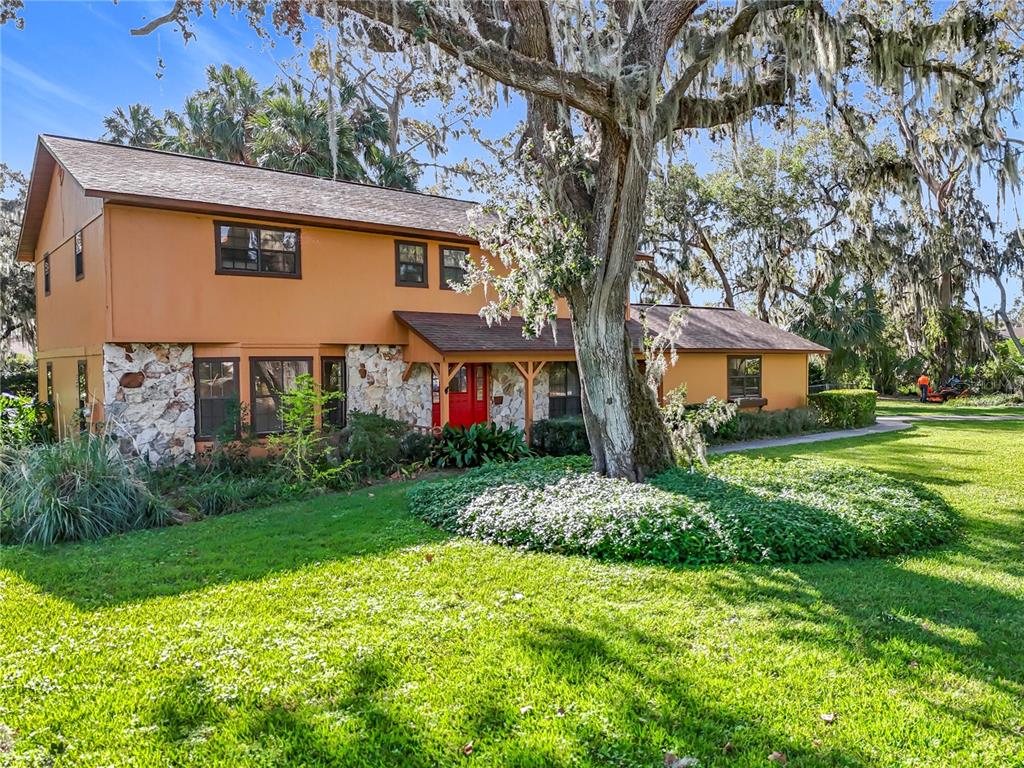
[{"x1": 433, "y1": 364, "x2": 489, "y2": 427}]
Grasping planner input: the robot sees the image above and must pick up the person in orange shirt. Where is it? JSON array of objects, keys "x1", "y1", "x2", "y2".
[{"x1": 917, "y1": 372, "x2": 930, "y2": 402}]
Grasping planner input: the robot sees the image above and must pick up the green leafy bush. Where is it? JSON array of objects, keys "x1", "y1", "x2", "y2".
[
  {"x1": 0, "y1": 394, "x2": 54, "y2": 448},
  {"x1": 0, "y1": 436, "x2": 170, "y2": 545},
  {"x1": 338, "y1": 410, "x2": 411, "y2": 478},
  {"x1": 711, "y1": 406, "x2": 823, "y2": 444},
  {"x1": 268, "y1": 374, "x2": 355, "y2": 490},
  {"x1": 149, "y1": 463, "x2": 303, "y2": 519},
  {"x1": 0, "y1": 356, "x2": 38, "y2": 397},
  {"x1": 408, "y1": 455, "x2": 958, "y2": 564},
  {"x1": 399, "y1": 430, "x2": 434, "y2": 463},
  {"x1": 530, "y1": 416, "x2": 589, "y2": 456},
  {"x1": 808, "y1": 389, "x2": 877, "y2": 428},
  {"x1": 430, "y1": 422, "x2": 532, "y2": 468}
]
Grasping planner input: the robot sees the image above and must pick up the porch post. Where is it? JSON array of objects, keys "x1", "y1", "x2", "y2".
[
  {"x1": 513, "y1": 361, "x2": 546, "y2": 443},
  {"x1": 439, "y1": 361, "x2": 464, "y2": 427}
]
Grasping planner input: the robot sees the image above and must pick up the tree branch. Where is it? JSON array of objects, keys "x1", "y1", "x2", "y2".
[
  {"x1": 130, "y1": 0, "x2": 189, "y2": 37},
  {"x1": 333, "y1": 0, "x2": 615, "y2": 122},
  {"x1": 664, "y1": 64, "x2": 791, "y2": 134}
]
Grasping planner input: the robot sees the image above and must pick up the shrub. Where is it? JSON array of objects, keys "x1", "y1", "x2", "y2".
[
  {"x1": 150, "y1": 463, "x2": 302, "y2": 519},
  {"x1": 0, "y1": 436, "x2": 170, "y2": 545},
  {"x1": 663, "y1": 392, "x2": 736, "y2": 468},
  {"x1": 0, "y1": 393, "x2": 54, "y2": 448},
  {"x1": 407, "y1": 455, "x2": 958, "y2": 564},
  {"x1": 430, "y1": 422, "x2": 532, "y2": 468},
  {"x1": 530, "y1": 416, "x2": 589, "y2": 456},
  {"x1": 809, "y1": 389, "x2": 877, "y2": 429},
  {"x1": 399, "y1": 430, "x2": 434, "y2": 463},
  {"x1": 711, "y1": 406, "x2": 822, "y2": 444},
  {"x1": 268, "y1": 374, "x2": 355, "y2": 490},
  {"x1": 338, "y1": 410, "x2": 410, "y2": 478},
  {"x1": 944, "y1": 392, "x2": 1023, "y2": 407},
  {"x1": 0, "y1": 356, "x2": 38, "y2": 397}
]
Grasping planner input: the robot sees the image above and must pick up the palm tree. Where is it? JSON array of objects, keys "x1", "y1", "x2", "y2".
[
  {"x1": 249, "y1": 90, "x2": 365, "y2": 180},
  {"x1": 102, "y1": 104, "x2": 165, "y2": 147}
]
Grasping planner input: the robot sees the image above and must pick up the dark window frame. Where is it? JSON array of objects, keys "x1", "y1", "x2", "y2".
[
  {"x1": 45, "y1": 362, "x2": 53, "y2": 403},
  {"x1": 439, "y1": 245, "x2": 470, "y2": 290},
  {"x1": 248, "y1": 356, "x2": 314, "y2": 436},
  {"x1": 727, "y1": 355, "x2": 762, "y2": 400},
  {"x1": 43, "y1": 253, "x2": 51, "y2": 295},
  {"x1": 77, "y1": 359, "x2": 88, "y2": 431},
  {"x1": 214, "y1": 221, "x2": 302, "y2": 279},
  {"x1": 548, "y1": 361, "x2": 583, "y2": 418},
  {"x1": 74, "y1": 230, "x2": 84, "y2": 281},
  {"x1": 394, "y1": 240, "x2": 429, "y2": 287},
  {"x1": 194, "y1": 357, "x2": 241, "y2": 439},
  {"x1": 321, "y1": 356, "x2": 347, "y2": 429}
]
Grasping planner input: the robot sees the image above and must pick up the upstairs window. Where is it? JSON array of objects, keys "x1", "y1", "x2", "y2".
[
  {"x1": 727, "y1": 356, "x2": 762, "y2": 400},
  {"x1": 548, "y1": 362, "x2": 582, "y2": 418},
  {"x1": 440, "y1": 246, "x2": 469, "y2": 290},
  {"x1": 195, "y1": 358, "x2": 240, "y2": 438},
  {"x1": 74, "y1": 230, "x2": 84, "y2": 281},
  {"x1": 395, "y1": 240, "x2": 427, "y2": 287},
  {"x1": 43, "y1": 253, "x2": 51, "y2": 295},
  {"x1": 216, "y1": 222, "x2": 300, "y2": 277},
  {"x1": 250, "y1": 357, "x2": 312, "y2": 434}
]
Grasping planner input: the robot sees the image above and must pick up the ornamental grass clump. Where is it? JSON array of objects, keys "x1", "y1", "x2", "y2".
[
  {"x1": 0, "y1": 435, "x2": 170, "y2": 546},
  {"x1": 408, "y1": 455, "x2": 959, "y2": 564}
]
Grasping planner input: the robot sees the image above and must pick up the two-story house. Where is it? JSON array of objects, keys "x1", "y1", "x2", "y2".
[{"x1": 17, "y1": 135, "x2": 828, "y2": 465}]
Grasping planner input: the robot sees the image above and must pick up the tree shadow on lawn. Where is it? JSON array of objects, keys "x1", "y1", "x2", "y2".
[{"x1": 5, "y1": 483, "x2": 450, "y2": 611}]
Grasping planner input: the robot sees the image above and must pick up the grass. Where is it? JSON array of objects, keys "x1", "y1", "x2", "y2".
[
  {"x1": 875, "y1": 397, "x2": 1024, "y2": 417},
  {"x1": 1, "y1": 422, "x2": 1022, "y2": 766}
]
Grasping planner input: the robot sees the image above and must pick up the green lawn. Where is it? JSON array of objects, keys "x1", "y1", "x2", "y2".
[
  {"x1": 876, "y1": 397, "x2": 1024, "y2": 417},
  {"x1": 2, "y1": 422, "x2": 1022, "y2": 767}
]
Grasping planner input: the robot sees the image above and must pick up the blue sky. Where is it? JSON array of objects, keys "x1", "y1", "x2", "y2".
[{"x1": 1, "y1": 1, "x2": 1020, "y2": 312}]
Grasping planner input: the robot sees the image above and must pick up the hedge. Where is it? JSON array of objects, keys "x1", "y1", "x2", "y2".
[
  {"x1": 808, "y1": 389, "x2": 877, "y2": 429},
  {"x1": 530, "y1": 416, "x2": 590, "y2": 456}
]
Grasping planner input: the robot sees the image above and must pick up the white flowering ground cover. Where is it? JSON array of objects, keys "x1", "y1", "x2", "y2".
[
  {"x1": 1, "y1": 422, "x2": 1022, "y2": 767},
  {"x1": 408, "y1": 455, "x2": 958, "y2": 564}
]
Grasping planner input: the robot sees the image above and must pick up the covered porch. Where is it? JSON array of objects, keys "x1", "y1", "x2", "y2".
[{"x1": 394, "y1": 311, "x2": 592, "y2": 440}]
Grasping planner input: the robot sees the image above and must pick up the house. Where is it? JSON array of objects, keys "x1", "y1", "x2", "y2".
[{"x1": 17, "y1": 135, "x2": 828, "y2": 465}]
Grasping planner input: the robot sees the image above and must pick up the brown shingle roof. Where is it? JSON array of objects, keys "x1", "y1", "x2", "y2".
[
  {"x1": 18, "y1": 135, "x2": 478, "y2": 258},
  {"x1": 397, "y1": 306, "x2": 828, "y2": 355},
  {"x1": 632, "y1": 305, "x2": 830, "y2": 353}
]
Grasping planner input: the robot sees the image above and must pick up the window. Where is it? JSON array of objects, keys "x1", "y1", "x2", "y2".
[
  {"x1": 77, "y1": 359, "x2": 88, "y2": 431},
  {"x1": 216, "y1": 222, "x2": 300, "y2": 277},
  {"x1": 74, "y1": 230, "x2": 84, "y2": 281},
  {"x1": 45, "y1": 362, "x2": 53, "y2": 403},
  {"x1": 727, "y1": 356, "x2": 762, "y2": 400},
  {"x1": 43, "y1": 253, "x2": 51, "y2": 295},
  {"x1": 548, "y1": 362, "x2": 582, "y2": 418},
  {"x1": 195, "y1": 358, "x2": 240, "y2": 438},
  {"x1": 395, "y1": 240, "x2": 427, "y2": 286},
  {"x1": 321, "y1": 357, "x2": 347, "y2": 428},
  {"x1": 440, "y1": 246, "x2": 469, "y2": 290},
  {"x1": 249, "y1": 357, "x2": 312, "y2": 434}
]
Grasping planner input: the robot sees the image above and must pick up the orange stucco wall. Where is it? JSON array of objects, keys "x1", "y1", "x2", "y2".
[
  {"x1": 32, "y1": 166, "x2": 107, "y2": 436},
  {"x1": 104, "y1": 205, "x2": 549, "y2": 346},
  {"x1": 662, "y1": 351, "x2": 810, "y2": 410}
]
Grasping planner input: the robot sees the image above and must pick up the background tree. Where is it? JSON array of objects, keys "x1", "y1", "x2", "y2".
[{"x1": 0, "y1": 164, "x2": 33, "y2": 348}]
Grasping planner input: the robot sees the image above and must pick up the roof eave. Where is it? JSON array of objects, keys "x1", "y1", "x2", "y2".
[
  {"x1": 91, "y1": 191, "x2": 478, "y2": 244},
  {"x1": 15, "y1": 139, "x2": 58, "y2": 262}
]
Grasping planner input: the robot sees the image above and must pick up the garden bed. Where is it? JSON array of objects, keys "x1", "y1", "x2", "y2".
[{"x1": 407, "y1": 455, "x2": 959, "y2": 564}]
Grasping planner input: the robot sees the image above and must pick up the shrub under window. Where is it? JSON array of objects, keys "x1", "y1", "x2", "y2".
[{"x1": 250, "y1": 358, "x2": 311, "y2": 434}]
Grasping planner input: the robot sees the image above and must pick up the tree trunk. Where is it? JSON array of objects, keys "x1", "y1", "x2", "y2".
[{"x1": 566, "y1": 124, "x2": 674, "y2": 480}]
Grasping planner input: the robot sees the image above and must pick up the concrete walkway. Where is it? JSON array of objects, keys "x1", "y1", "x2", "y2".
[
  {"x1": 709, "y1": 411, "x2": 1023, "y2": 455},
  {"x1": 709, "y1": 420, "x2": 912, "y2": 454}
]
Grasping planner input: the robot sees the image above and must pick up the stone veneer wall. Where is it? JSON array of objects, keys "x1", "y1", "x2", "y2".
[
  {"x1": 102, "y1": 343, "x2": 196, "y2": 466},
  {"x1": 489, "y1": 363, "x2": 549, "y2": 430},
  {"x1": 345, "y1": 344, "x2": 433, "y2": 428}
]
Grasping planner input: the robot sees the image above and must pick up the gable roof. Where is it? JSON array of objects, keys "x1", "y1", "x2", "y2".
[
  {"x1": 17, "y1": 134, "x2": 479, "y2": 260},
  {"x1": 396, "y1": 306, "x2": 828, "y2": 355},
  {"x1": 632, "y1": 304, "x2": 830, "y2": 353}
]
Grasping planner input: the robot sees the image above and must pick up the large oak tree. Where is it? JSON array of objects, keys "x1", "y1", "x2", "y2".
[{"x1": 42, "y1": 0, "x2": 1018, "y2": 478}]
